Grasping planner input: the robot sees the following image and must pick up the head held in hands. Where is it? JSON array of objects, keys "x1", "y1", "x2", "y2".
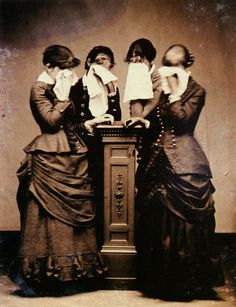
[{"x1": 43, "y1": 45, "x2": 80, "y2": 81}]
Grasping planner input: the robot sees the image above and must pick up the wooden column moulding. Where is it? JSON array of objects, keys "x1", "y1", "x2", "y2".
[{"x1": 95, "y1": 122, "x2": 143, "y2": 289}]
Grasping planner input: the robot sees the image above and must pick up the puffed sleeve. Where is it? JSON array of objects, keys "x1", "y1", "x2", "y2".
[{"x1": 30, "y1": 81, "x2": 72, "y2": 128}]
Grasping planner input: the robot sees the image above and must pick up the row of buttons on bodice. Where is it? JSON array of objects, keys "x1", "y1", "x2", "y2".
[
  {"x1": 110, "y1": 100, "x2": 118, "y2": 113},
  {"x1": 154, "y1": 105, "x2": 176, "y2": 148},
  {"x1": 58, "y1": 86, "x2": 88, "y2": 152},
  {"x1": 80, "y1": 86, "x2": 118, "y2": 119},
  {"x1": 79, "y1": 86, "x2": 89, "y2": 119},
  {"x1": 75, "y1": 88, "x2": 88, "y2": 151}
]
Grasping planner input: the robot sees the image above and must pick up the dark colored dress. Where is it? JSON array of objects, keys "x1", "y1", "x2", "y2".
[
  {"x1": 70, "y1": 78, "x2": 121, "y2": 122},
  {"x1": 13, "y1": 80, "x2": 107, "y2": 287},
  {"x1": 135, "y1": 77, "x2": 224, "y2": 299},
  {"x1": 69, "y1": 77, "x2": 122, "y2": 247}
]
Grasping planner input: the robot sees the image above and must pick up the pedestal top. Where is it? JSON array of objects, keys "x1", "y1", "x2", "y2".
[{"x1": 95, "y1": 121, "x2": 144, "y2": 137}]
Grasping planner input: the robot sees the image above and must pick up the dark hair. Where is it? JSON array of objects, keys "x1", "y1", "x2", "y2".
[
  {"x1": 125, "y1": 38, "x2": 157, "y2": 62},
  {"x1": 85, "y1": 46, "x2": 115, "y2": 70},
  {"x1": 42, "y1": 45, "x2": 80, "y2": 69},
  {"x1": 162, "y1": 44, "x2": 195, "y2": 68}
]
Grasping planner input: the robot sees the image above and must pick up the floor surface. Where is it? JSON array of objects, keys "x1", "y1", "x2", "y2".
[{"x1": 0, "y1": 274, "x2": 236, "y2": 307}]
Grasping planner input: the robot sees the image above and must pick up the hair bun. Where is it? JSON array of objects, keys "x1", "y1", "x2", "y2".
[
  {"x1": 185, "y1": 48, "x2": 195, "y2": 67},
  {"x1": 42, "y1": 45, "x2": 80, "y2": 69}
]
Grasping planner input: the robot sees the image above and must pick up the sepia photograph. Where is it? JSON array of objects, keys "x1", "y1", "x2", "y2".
[{"x1": 0, "y1": 0, "x2": 236, "y2": 306}]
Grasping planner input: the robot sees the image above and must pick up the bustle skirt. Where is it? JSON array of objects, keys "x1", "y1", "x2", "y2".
[
  {"x1": 135, "y1": 149, "x2": 225, "y2": 298},
  {"x1": 12, "y1": 151, "x2": 107, "y2": 284}
]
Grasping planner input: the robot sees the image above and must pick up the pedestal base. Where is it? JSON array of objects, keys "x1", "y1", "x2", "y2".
[{"x1": 101, "y1": 247, "x2": 137, "y2": 289}]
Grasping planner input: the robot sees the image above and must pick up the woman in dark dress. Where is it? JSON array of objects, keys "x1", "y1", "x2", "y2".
[
  {"x1": 12, "y1": 45, "x2": 113, "y2": 295},
  {"x1": 69, "y1": 46, "x2": 122, "y2": 249},
  {"x1": 70, "y1": 45, "x2": 121, "y2": 124},
  {"x1": 127, "y1": 44, "x2": 225, "y2": 300}
]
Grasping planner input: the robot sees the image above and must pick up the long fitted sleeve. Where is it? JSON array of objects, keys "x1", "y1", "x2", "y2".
[
  {"x1": 30, "y1": 81, "x2": 72, "y2": 130},
  {"x1": 157, "y1": 85, "x2": 206, "y2": 132},
  {"x1": 168, "y1": 87, "x2": 205, "y2": 124},
  {"x1": 147, "y1": 79, "x2": 212, "y2": 177},
  {"x1": 142, "y1": 68, "x2": 162, "y2": 118}
]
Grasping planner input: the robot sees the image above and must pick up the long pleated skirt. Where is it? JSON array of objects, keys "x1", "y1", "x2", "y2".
[
  {"x1": 13, "y1": 151, "x2": 106, "y2": 285},
  {"x1": 135, "y1": 149, "x2": 225, "y2": 299}
]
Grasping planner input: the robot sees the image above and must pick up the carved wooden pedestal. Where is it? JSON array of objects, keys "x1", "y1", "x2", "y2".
[{"x1": 96, "y1": 123, "x2": 142, "y2": 289}]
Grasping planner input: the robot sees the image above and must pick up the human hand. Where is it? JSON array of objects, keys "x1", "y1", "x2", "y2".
[
  {"x1": 166, "y1": 75, "x2": 179, "y2": 95},
  {"x1": 125, "y1": 117, "x2": 150, "y2": 129},
  {"x1": 92, "y1": 64, "x2": 117, "y2": 85},
  {"x1": 84, "y1": 114, "x2": 115, "y2": 134},
  {"x1": 106, "y1": 81, "x2": 116, "y2": 95},
  {"x1": 54, "y1": 69, "x2": 78, "y2": 101},
  {"x1": 158, "y1": 66, "x2": 189, "y2": 98},
  {"x1": 92, "y1": 114, "x2": 115, "y2": 126},
  {"x1": 129, "y1": 55, "x2": 142, "y2": 63}
]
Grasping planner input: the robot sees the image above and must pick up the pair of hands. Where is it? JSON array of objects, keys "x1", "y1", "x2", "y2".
[
  {"x1": 84, "y1": 114, "x2": 150, "y2": 134},
  {"x1": 92, "y1": 115, "x2": 149, "y2": 129},
  {"x1": 158, "y1": 66, "x2": 189, "y2": 97},
  {"x1": 125, "y1": 117, "x2": 150, "y2": 129},
  {"x1": 84, "y1": 114, "x2": 114, "y2": 134}
]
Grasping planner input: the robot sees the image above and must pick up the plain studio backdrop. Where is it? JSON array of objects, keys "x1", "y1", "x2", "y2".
[{"x1": 0, "y1": 0, "x2": 235, "y2": 232}]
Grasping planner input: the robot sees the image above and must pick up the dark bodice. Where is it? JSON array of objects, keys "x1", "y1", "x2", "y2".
[
  {"x1": 70, "y1": 78, "x2": 121, "y2": 122},
  {"x1": 25, "y1": 81, "x2": 88, "y2": 154},
  {"x1": 145, "y1": 77, "x2": 212, "y2": 177}
]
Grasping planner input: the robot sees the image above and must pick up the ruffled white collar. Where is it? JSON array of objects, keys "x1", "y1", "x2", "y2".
[{"x1": 37, "y1": 71, "x2": 55, "y2": 85}]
